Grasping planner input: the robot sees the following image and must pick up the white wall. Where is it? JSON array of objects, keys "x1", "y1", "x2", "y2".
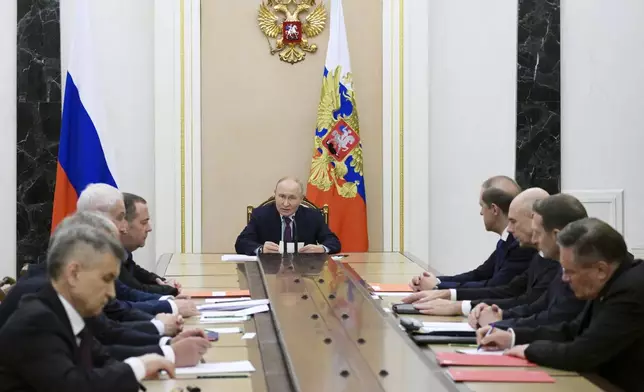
[
  {"x1": 61, "y1": 0, "x2": 157, "y2": 269},
  {"x1": 0, "y1": 0, "x2": 17, "y2": 278},
  {"x1": 561, "y1": 0, "x2": 644, "y2": 254},
  {"x1": 424, "y1": 0, "x2": 518, "y2": 274}
]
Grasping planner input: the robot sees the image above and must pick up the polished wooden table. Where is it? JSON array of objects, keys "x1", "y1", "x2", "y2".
[{"x1": 143, "y1": 252, "x2": 610, "y2": 392}]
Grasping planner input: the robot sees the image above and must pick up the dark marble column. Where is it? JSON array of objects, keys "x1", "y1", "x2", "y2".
[
  {"x1": 16, "y1": 0, "x2": 61, "y2": 271},
  {"x1": 515, "y1": 0, "x2": 561, "y2": 194}
]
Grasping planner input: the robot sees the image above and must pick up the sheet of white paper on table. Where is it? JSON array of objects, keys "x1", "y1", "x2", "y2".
[
  {"x1": 201, "y1": 304, "x2": 269, "y2": 319},
  {"x1": 199, "y1": 316, "x2": 249, "y2": 324},
  {"x1": 241, "y1": 332, "x2": 256, "y2": 340},
  {"x1": 205, "y1": 297, "x2": 251, "y2": 304},
  {"x1": 206, "y1": 327, "x2": 243, "y2": 334},
  {"x1": 455, "y1": 349, "x2": 505, "y2": 356},
  {"x1": 175, "y1": 360, "x2": 256, "y2": 376},
  {"x1": 197, "y1": 299, "x2": 269, "y2": 311},
  {"x1": 278, "y1": 241, "x2": 305, "y2": 254},
  {"x1": 376, "y1": 292, "x2": 412, "y2": 297},
  {"x1": 221, "y1": 254, "x2": 258, "y2": 262},
  {"x1": 421, "y1": 322, "x2": 475, "y2": 332}
]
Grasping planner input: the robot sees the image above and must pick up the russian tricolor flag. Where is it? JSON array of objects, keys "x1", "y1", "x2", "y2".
[{"x1": 51, "y1": 1, "x2": 119, "y2": 230}]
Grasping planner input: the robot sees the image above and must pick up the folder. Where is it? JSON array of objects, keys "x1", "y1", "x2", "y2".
[
  {"x1": 436, "y1": 352, "x2": 536, "y2": 367},
  {"x1": 185, "y1": 289, "x2": 251, "y2": 298},
  {"x1": 447, "y1": 369, "x2": 555, "y2": 383},
  {"x1": 369, "y1": 283, "x2": 413, "y2": 292}
]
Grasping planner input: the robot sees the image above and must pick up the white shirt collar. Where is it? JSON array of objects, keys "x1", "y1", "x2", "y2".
[
  {"x1": 57, "y1": 294, "x2": 85, "y2": 337},
  {"x1": 500, "y1": 227, "x2": 510, "y2": 241},
  {"x1": 539, "y1": 251, "x2": 545, "y2": 258},
  {"x1": 281, "y1": 212, "x2": 296, "y2": 220}
]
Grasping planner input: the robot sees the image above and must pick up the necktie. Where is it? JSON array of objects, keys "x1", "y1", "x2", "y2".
[
  {"x1": 77, "y1": 327, "x2": 93, "y2": 370},
  {"x1": 496, "y1": 239, "x2": 504, "y2": 251},
  {"x1": 283, "y1": 217, "x2": 293, "y2": 242}
]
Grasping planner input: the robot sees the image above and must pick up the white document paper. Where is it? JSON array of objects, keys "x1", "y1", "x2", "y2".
[
  {"x1": 198, "y1": 299, "x2": 269, "y2": 311},
  {"x1": 201, "y1": 304, "x2": 269, "y2": 319},
  {"x1": 205, "y1": 327, "x2": 243, "y2": 334},
  {"x1": 376, "y1": 292, "x2": 413, "y2": 297},
  {"x1": 421, "y1": 322, "x2": 475, "y2": 332},
  {"x1": 241, "y1": 332, "x2": 256, "y2": 340},
  {"x1": 455, "y1": 349, "x2": 505, "y2": 356},
  {"x1": 199, "y1": 316, "x2": 249, "y2": 324},
  {"x1": 233, "y1": 304, "x2": 269, "y2": 317},
  {"x1": 176, "y1": 360, "x2": 256, "y2": 376},
  {"x1": 278, "y1": 241, "x2": 305, "y2": 254},
  {"x1": 221, "y1": 254, "x2": 258, "y2": 262},
  {"x1": 205, "y1": 297, "x2": 251, "y2": 303}
]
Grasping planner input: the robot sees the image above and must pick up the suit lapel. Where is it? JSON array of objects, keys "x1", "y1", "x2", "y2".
[{"x1": 38, "y1": 283, "x2": 82, "y2": 362}]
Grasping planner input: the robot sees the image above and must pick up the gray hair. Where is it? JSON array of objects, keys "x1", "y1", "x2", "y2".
[
  {"x1": 275, "y1": 176, "x2": 305, "y2": 195},
  {"x1": 557, "y1": 217, "x2": 628, "y2": 265},
  {"x1": 47, "y1": 222, "x2": 126, "y2": 279},
  {"x1": 52, "y1": 211, "x2": 118, "y2": 238},
  {"x1": 76, "y1": 183, "x2": 123, "y2": 214}
]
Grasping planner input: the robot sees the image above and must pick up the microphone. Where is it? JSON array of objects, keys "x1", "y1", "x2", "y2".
[{"x1": 293, "y1": 219, "x2": 298, "y2": 254}]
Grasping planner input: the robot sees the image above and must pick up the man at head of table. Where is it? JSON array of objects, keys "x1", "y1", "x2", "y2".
[{"x1": 235, "y1": 176, "x2": 341, "y2": 255}]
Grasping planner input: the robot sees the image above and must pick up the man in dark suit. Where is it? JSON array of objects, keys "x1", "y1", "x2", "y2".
[
  {"x1": 0, "y1": 221, "x2": 177, "y2": 391},
  {"x1": 471, "y1": 194, "x2": 588, "y2": 329},
  {"x1": 478, "y1": 218, "x2": 644, "y2": 392},
  {"x1": 121, "y1": 192, "x2": 181, "y2": 296},
  {"x1": 235, "y1": 177, "x2": 341, "y2": 255},
  {"x1": 401, "y1": 188, "x2": 557, "y2": 316},
  {"x1": 410, "y1": 176, "x2": 535, "y2": 291},
  {"x1": 76, "y1": 183, "x2": 199, "y2": 318}
]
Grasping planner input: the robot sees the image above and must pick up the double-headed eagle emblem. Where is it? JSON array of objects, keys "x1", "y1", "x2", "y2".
[{"x1": 258, "y1": 0, "x2": 327, "y2": 64}]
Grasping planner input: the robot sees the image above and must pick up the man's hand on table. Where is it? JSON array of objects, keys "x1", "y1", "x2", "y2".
[
  {"x1": 401, "y1": 289, "x2": 450, "y2": 304},
  {"x1": 409, "y1": 272, "x2": 439, "y2": 291},
  {"x1": 411, "y1": 298, "x2": 463, "y2": 316}
]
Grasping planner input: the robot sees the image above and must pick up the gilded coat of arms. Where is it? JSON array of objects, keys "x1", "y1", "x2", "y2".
[{"x1": 258, "y1": 0, "x2": 327, "y2": 64}]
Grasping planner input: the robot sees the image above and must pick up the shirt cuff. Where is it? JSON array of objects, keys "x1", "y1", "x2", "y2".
[
  {"x1": 461, "y1": 300, "x2": 472, "y2": 316},
  {"x1": 436, "y1": 277, "x2": 441, "y2": 284},
  {"x1": 449, "y1": 289, "x2": 457, "y2": 301},
  {"x1": 255, "y1": 246, "x2": 262, "y2": 255},
  {"x1": 124, "y1": 357, "x2": 146, "y2": 381},
  {"x1": 159, "y1": 336, "x2": 172, "y2": 346},
  {"x1": 159, "y1": 295, "x2": 173, "y2": 301},
  {"x1": 509, "y1": 328, "x2": 516, "y2": 348},
  {"x1": 161, "y1": 345, "x2": 176, "y2": 363},
  {"x1": 164, "y1": 299, "x2": 178, "y2": 315},
  {"x1": 322, "y1": 245, "x2": 329, "y2": 253},
  {"x1": 150, "y1": 319, "x2": 165, "y2": 335}
]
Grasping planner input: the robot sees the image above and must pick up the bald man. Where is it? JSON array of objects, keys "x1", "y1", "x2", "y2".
[
  {"x1": 400, "y1": 188, "x2": 561, "y2": 317},
  {"x1": 410, "y1": 176, "x2": 536, "y2": 291},
  {"x1": 235, "y1": 177, "x2": 341, "y2": 255}
]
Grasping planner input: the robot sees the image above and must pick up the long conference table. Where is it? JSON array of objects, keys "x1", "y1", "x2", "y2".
[{"x1": 143, "y1": 252, "x2": 615, "y2": 392}]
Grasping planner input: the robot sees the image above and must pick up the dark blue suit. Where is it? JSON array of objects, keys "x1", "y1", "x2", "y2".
[
  {"x1": 235, "y1": 203, "x2": 341, "y2": 255},
  {"x1": 437, "y1": 233, "x2": 536, "y2": 289}
]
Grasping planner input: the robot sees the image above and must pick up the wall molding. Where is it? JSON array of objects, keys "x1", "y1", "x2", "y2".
[
  {"x1": 563, "y1": 189, "x2": 624, "y2": 234},
  {"x1": 153, "y1": 0, "x2": 202, "y2": 259}
]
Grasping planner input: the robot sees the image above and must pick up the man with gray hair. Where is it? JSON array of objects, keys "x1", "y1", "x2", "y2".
[
  {"x1": 477, "y1": 218, "x2": 644, "y2": 391},
  {"x1": 76, "y1": 183, "x2": 199, "y2": 318},
  {"x1": 0, "y1": 221, "x2": 176, "y2": 390}
]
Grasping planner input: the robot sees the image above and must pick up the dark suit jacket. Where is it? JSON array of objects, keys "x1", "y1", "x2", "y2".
[
  {"x1": 120, "y1": 252, "x2": 178, "y2": 296},
  {"x1": 437, "y1": 233, "x2": 536, "y2": 289},
  {"x1": 0, "y1": 284, "x2": 140, "y2": 392},
  {"x1": 21, "y1": 262, "x2": 156, "y2": 323},
  {"x1": 235, "y1": 203, "x2": 341, "y2": 255},
  {"x1": 495, "y1": 268, "x2": 586, "y2": 329},
  {"x1": 455, "y1": 253, "x2": 560, "y2": 309},
  {"x1": 516, "y1": 259, "x2": 644, "y2": 392},
  {"x1": 114, "y1": 279, "x2": 173, "y2": 315}
]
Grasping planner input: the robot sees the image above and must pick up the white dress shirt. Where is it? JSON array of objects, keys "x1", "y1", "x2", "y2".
[{"x1": 57, "y1": 294, "x2": 146, "y2": 381}]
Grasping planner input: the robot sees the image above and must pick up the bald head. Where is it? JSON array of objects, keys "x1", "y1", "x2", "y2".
[{"x1": 507, "y1": 188, "x2": 549, "y2": 247}]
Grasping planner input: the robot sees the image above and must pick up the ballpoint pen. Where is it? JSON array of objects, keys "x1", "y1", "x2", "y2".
[{"x1": 477, "y1": 323, "x2": 495, "y2": 351}]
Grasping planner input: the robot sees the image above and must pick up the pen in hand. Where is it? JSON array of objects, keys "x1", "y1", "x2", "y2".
[{"x1": 477, "y1": 323, "x2": 495, "y2": 351}]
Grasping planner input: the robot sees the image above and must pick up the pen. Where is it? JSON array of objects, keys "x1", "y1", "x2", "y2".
[
  {"x1": 138, "y1": 382, "x2": 147, "y2": 391},
  {"x1": 448, "y1": 343, "x2": 478, "y2": 348},
  {"x1": 477, "y1": 323, "x2": 495, "y2": 351}
]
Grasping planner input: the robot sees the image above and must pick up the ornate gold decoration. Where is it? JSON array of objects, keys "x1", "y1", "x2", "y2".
[
  {"x1": 258, "y1": 0, "x2": 327, "y2": 64},
  {"x1": 309, "y1": 65, "x2": 362, "y2": 199}
]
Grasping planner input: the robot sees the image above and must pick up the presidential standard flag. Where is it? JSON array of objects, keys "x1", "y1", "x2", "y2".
[
  {"x1": 51, "y1": 1, "x2": 119, "y2": 230},
  {"x1": 306, "y1": 0, "x2": 368, "y2": 252}
]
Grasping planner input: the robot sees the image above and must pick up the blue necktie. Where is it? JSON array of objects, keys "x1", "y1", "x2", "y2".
[
  {"x1": 283, "y1": 217, "x2": 293, "y2": 242},
  {"x1": 496, "y1": 239, "x2": 504, "y2": 251}
]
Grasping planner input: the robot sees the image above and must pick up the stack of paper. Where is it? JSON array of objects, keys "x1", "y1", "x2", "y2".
[
  {"x1": 175, "y1": 360, "x2": 256, "y2": 378},
  {"x1": 199, "y1": 315, "x2": 249, "y2": 324},
  {"x1": 200, "y1": 304, "x2": 270, "y2": 322},
  {"x1": 420, "y1": 322, "x2": 475, "y2": 334},
  {"x1": 197, "y1": 299, "x2": 269, "y2": 312}
]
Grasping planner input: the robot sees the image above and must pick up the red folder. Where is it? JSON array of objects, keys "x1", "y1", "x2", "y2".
[
  {"x1": 436, "y1": 352, "x2": 537, "y2": 367},
  {"x1": 447, "y1": 369, "x2": 555, "y2": 383},
  {"x1": 369, "y1": 283, "x2": 413, "y2": 292}
]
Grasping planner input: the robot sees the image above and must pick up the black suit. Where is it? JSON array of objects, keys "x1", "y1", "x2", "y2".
[
  {"x1": 120, "y1": 252, "x2": 178, "y2": 296},
  {"x1": 0, "y1": 284, "x2": 141, "y2": 391},
  {"x1": 515, "y1": 259, "x2": 644, "y2": 392},
  {"x1": 235, "y1": 203, "x2": 341, "y2": 255},
  {"x1": 494, "y1": 269, "x2": 586, "y2": 329},
  {"x1": 456, "y1": 253, "x2": 560, "y2": 309}
]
